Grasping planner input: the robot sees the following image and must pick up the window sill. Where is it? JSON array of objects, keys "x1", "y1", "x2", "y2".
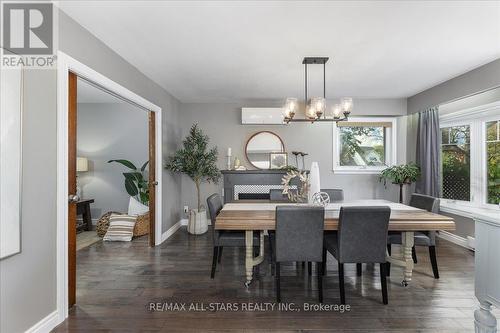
[
  {"x1": 332, "y1": 168, "x2": 383, "y2": 175},
  {"x1": 440, "y1": 201, "x2": 500, "y2": 223}
]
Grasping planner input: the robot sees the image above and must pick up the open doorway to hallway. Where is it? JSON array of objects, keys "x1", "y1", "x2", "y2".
[{"x1": 67, "y1": 72, "x2": 157, "y2": 308}]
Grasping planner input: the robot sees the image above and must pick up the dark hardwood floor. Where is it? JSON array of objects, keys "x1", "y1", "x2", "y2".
[{"x1": 54, "y1": 227, "x2": 496, "y2": 332}]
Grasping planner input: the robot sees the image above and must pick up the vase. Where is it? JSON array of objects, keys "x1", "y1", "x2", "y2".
[
  {"x1": 308, "y1": 162, "x2": 321, "y2": 203},
  {"x1": 188, "y1": 209, "x2": 208, "y2": 235}
]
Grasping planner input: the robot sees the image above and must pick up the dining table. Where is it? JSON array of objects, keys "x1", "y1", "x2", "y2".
[{"x1": 215, "y1": 199, "x2": 456, "y2": 287}]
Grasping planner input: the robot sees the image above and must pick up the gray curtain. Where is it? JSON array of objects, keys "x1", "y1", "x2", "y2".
[{"x1": 415, "y1": 107, "x2": 441, "y2": 197}]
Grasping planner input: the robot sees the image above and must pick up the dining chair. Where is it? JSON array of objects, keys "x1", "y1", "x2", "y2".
[
  {"x1": 387, "y1": 193, "x2": 440, "y2": 279},
  {"x1": 272, "y1": 206, "x2": 325, "y2": 303},
  {"x1": 207, "y1": 193, "x2": 259, "y2": 278},
  {"x1": 323, "y1": 206, "x2": 391, "y2": 305},
  {"x1": 320, "y1": 188, "x2": 344, "y2": 202}
]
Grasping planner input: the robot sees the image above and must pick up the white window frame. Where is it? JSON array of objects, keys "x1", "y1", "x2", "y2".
[
  {"x1": 440, "y1": 101, "x2": 500, "y2": 213},
  {"x1": 332, "y1": 117, "x2": 397, "y2": 174}
]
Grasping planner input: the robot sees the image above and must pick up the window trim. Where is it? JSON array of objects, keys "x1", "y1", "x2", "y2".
[
  {"x1": 332, "y1": 117, "x2": 397, "y2": 174},
  {"x1": 440, "y1": 101, "x2": 500, "y2": 211}
]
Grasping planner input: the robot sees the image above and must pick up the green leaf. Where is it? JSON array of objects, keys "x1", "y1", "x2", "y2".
[
  {"x1": 139, "y1": 192, "x2": 149, "y2": 205},
  {"x1": 108, "y1": 159, "x2": 137, "y2": 170},
  {"x1": 141, "y1": 161, "x2": 149, "y2": 171},
  {"x1": 123, "y1": 172, "x2": 143, "y2": 183},
  {"x1": 124, "y1": 178, "x2": 139, "y2": 196}
]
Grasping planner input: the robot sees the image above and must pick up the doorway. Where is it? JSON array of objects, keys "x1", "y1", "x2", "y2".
[{"x1": 57, "y1": 52, "x2": 162, "y2": 314}]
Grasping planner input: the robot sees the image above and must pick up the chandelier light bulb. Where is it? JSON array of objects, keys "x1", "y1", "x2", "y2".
[
  {"x1": 340, "y1": 97, "x2": 353, "y2": 114},
  {"x1": 332, "y1": 103, "x2": 342, "y2": 119}
]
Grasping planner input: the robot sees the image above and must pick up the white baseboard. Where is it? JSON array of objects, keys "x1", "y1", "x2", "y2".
[
  {"x1": 438, "y1": 231, "x2": 474, "y2": 251},
  {"x1": 160, "y1": 219, "x2": 187, "y2": 243},
  {"x1": 25, "y1": 310, "x2": 59, "y2": 333}
]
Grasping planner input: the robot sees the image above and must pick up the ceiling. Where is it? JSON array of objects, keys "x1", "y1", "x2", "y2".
[{"x1": 60, "y1": 1, "x2": 500, "y2": 103}]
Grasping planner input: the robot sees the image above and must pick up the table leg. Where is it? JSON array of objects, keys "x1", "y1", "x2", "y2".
[
  {"x1": 386, "y1": 231, "x2": 415, "y2": 287},
  {"x1": 82, "y1": 204, "x2": 92, "y2": 231},
  {"x1": 244, "y1": 231, "x2": 265, "y2": 287},
  {"x1": 245, "y1": 230, "x2": 254, "y2": 287},
  {"x1": 474, "y1": 300, "x2": 497, "y2": 333},
  {"x1": 401, "y1": 231, "x2": 415, "y2": 286}
]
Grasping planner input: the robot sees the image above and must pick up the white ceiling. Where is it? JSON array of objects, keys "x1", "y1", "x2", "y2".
[{"x1": 60, "y1": 1, "x2": 500, "y2": 103}]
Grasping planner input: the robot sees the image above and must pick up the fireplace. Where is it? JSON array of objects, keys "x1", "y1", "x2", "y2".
[{"x1": 221, "y1": 170, "x2": 302, "y2": 204}]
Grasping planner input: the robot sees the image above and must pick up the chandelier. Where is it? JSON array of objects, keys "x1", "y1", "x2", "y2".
[{"x1": 283, "y1": 57, "x2": 353, "y2": 123}]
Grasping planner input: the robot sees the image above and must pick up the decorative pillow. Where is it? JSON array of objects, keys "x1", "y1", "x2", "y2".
[
  {"x1": 103, "y1": 214, "x2": 137, "y2": 242},
  {"x1": 96, "y1": 211, "x2": 122, "y2": 237},
  {"x1": 128, "y1": 196, "x2": 149, "y2": 216}
]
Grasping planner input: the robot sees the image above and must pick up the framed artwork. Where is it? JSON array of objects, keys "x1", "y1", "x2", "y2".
[
  {"x1": 1, "y1": 67, "x2": 23, "y2": 259},
  {"x1": 269, "y1": 152, "x2": 288, "y2": 169}
]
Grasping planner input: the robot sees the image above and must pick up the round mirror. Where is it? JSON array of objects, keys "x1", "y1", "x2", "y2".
[{"x1": 245, "y1": 131, "x2": 285, "y2": 169}]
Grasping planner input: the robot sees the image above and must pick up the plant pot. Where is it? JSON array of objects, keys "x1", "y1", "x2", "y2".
[{"x1": 188, "y1": 209, "x2": 208, "y2": 235}]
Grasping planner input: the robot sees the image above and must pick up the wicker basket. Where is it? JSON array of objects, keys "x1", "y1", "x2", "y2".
[
  {"x1": 133, "y1": 213, "x2": 150, "y2": 237},
  {"x1": 96, "y1": 211, "x2": 149, "y2": 238}
]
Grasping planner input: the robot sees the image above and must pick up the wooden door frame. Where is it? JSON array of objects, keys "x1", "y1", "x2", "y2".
[{"x1": 56, "y1": 51, "x2": 163, "y2": 322}]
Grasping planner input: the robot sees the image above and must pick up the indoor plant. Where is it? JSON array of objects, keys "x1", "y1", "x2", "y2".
[
  {"x1": 165, "y1": 124, "x2": 220, "y2": 234},
  {"x1": 108, "y1": 159, "x2": 149, "y2": 206},
  {"x1": 380, "y1": 163, "x2": 421, "y2": 203}
]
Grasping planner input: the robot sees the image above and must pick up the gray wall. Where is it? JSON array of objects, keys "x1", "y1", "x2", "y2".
[
  {"x1": 179, "y1": 99, "x2": 408, "y2": 213},
  {"x1": 0, "y1": 10, "x2": 182, "y2": 333},
  {"x1": 407, "y1": 58, "x2": 500, "y2": 114},
  {"x1": 0, "y1": 70, "x2": 58, "y2": 333},
  {"x1": 77, "y1": 103, "x2": 149, "y2": 218}
]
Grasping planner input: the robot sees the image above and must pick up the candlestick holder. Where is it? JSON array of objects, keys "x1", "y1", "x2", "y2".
[{"x1": 226, "y1": 155, "x2": 232, "y2": 170}]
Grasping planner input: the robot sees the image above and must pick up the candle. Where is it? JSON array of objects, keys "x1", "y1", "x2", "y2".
[{"x1": 227, "y1": 147, "x2": 232, "y2": 156}]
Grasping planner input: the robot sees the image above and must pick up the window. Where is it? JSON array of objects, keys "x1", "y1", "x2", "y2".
[
  {"x1": 440, "y1": 102, "x2": 500, "y2": 209},
  {"x1": 441, "y1": 125, "x2": 470, "y2": 201},
  {"x1": 333, "y1": 117, "x2": 397, "y2": 173},
  {"x1": 486, "y1": 120, "x2": 500, "y2": 204}
]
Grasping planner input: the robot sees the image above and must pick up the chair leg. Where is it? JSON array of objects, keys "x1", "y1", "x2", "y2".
[
  {"x1": 210, "y1": 246, "x2": 219, "y2": 279},
  {"x1": 356, "y1": 263, "x2": 362, "y2": 276},
  {"x1": 317, "y1": 262, "x2": 323, "y2": 303},
  {"x1": 429, "y1": 246, "x2": 440, "y2": 279},
  {"x1": 322, "y1": 248, "x2": 327, "y2": 276},
  {"x1": 338, "y1": 262, "x2": 345, "y2": 305},
  {"x1": 268, "y1": 236, "x2": 275, "y2": 276},
  {"x1": 275, "y1": 262, "x2": 281, "y2": 303},
  {"x1": 218, "y1": 246, "x2": 223, "y2": 263},
  {"x1": 386, "y1": 244, "x2": 391, "y2": 277},
  {"x1": 380, "y1": 263, "x2": 388, "y2": 305},
  {"x1": 412, "y1": 246, "x2": 418, "y2": 264},
  {"x1": 308, "y1": 262, "x2": 312, "y2": 276}
]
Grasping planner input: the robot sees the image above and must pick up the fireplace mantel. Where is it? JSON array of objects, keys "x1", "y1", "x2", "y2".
[{"x1": 221, "y1": 170, "x2": 305, "y2": 203}]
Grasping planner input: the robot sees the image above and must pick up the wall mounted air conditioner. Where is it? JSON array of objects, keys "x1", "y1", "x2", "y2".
[{"x1": 241, "y1": 108, "x2": 285, "y2": 125}]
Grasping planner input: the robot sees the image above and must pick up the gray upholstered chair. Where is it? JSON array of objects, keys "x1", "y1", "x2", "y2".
[
  {"x1": 207, "y1": 193, "x2": 259, "y2": 278},
  {"x1": 272, "y1": 206, "x2": 325, "y2": 303},
  {"x1": 387, "y1": 193, "x2": 440, "y2": 279},
  {"x1": 323, "y1": 206, "x2": 391, "y2": 305},
  {"x1": 320, "y1": 188, "x2": 344, "y2": 202}
]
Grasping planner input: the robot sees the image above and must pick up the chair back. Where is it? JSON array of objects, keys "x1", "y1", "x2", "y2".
[
  {"x1": 275, "y1": 206, "x2": 325, "y2": 262},
  {"x1": 270, "y1": 189, "x2": 293, "y2": 202},
  {"x1": 207, "y1": 193, "x2": 223, "y2": 243},
  {"x1": 321, "y1": 188, "x2": 344, "y2": 202},
  {"x1": 410, "y1": 193, "x2": 439, "y2": 213},
  {"x1": 337, "y1": 206, "x2": 391, "y2": 263}
]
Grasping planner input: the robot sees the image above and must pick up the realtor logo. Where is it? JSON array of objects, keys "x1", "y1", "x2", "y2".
[{"x1": 3, "y1": 2, "x2": 53, "y2": 55}]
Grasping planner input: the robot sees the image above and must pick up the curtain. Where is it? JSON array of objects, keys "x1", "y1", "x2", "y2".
[{"x1": 415, "y1": 107, "x2": 441, "y2": 197}]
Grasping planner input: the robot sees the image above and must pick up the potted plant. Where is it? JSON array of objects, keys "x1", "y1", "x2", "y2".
[
  {"x1": 108, "y1": 159, "x2": 150, "y2": 210},
  {"x1": 380, "y1": 163, "x2": 421, "y2": 203},
  {"x1": 165, "y1": 124, "x2": 221, "y2": 234}
]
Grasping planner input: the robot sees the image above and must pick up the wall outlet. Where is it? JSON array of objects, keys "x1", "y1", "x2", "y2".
[{"x1": 183, "y1": 206, "x2": 189, "y2": 214}]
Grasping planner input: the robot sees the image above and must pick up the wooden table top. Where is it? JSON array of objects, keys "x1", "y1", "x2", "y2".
[{"x1": 215, "y1": 200, "x2": 456, "y2": 231}]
